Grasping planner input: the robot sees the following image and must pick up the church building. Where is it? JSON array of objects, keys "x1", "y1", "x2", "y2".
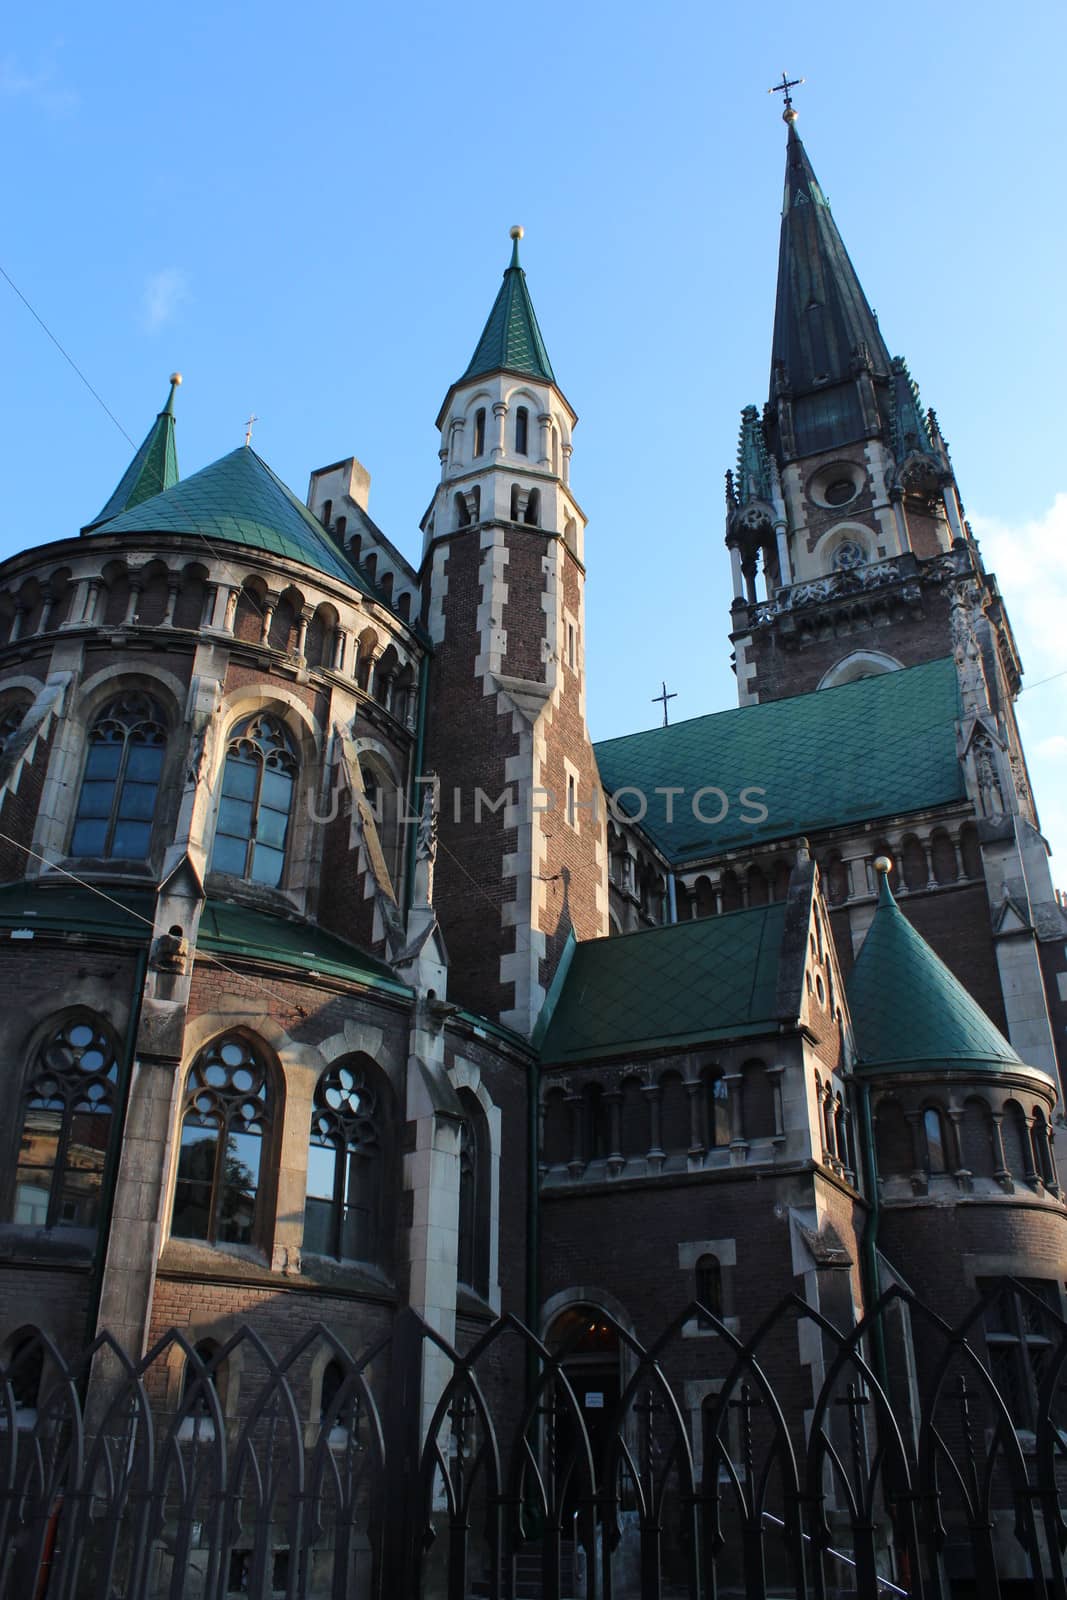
[{"x1": 0, "y1": 97, "x2": 1064, "y2": 1594}]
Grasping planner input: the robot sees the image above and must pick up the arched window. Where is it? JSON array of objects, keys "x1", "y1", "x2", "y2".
[
  {"x1": 924, "y1": 1107, "x2": 948, "y2": 1174},
  {"x1": 211, "y1": 713, "x2": 298, "y2": 888},
  {"x1": 523, "y1": 489, "x2": 540, "y2": 527},
  {"x1": 473, "y1": 408, "x2": 486, "y2": 457},
  {"x1": 703, "y1": 1069, "x2": 730, "y2": 1147},
  {"x1": 304, "y1": 1060, "x2": 388, "y2": 1266},
  {"x1": 70, "y1": 692, "x2": 166, "y2": 858},
  {"x1": 0, "y1": 702, "x2": 26, "y2": 751},
  {"x1": 13, "y1": 1016, "x2": 118, "y2": 1230},
  {"x1": 457, "y1": 1090, "x2": 490, "y2": 1298},
  {"x1": 171, "y1": 1035, "x2": 272, "y2": 1247},
  {"x1": 319, "y1": 1357, "x2": 360, "y2": 1446},
  {"x1": 178, "y1": 1340, "x2": 223, "y2": 1440},
  {"x1": 695, "y1": 1254, "x2": 722, "y2": 1327},
  {"x1": 515, "y1": 407, "x2": 529, "y2": 455},
  {"x1": 4, "y1": 1332, "x2": 43, "y2": 1421}
]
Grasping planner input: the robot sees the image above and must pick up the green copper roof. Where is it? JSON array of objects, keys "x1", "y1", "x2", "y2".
[
  {"x1": 88, "y1": 444, "x2": 376, "y2": 592},
  {"x1": 85, "y1": 377, "x2": 181, "y2": 531},
  {"x1": 198, "y1": 902, "x2": 410, "y2": 993},
  {"x1": 539, "y1": 903, "x2": 787, "y2": 1063},
  {"x1": 462, "y1": 233, "x2": 556, "y2": 385},
  {"x1": 848, "y1": 871, "x2": 1022, "y2": 1075},
  {"x1": 770, "y1": 123, "x2": 892, "y2": 403},
  {"x1": 0, "y1": 883, "x2": 152, "y2": 940},
  {"x1": 594, "y1": 657, "x2": 964, "y2": 866}
]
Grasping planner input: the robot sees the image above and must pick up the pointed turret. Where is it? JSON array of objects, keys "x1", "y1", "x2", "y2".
[
  {"x1": 84, "y1": 374, "x2": 181, "y2": 531},
  {"x1": 848, "y1": 860, "x2": 1022, "y2": 1076},
  {"x1": 461, "y1": 227, "x2": 556, "y2": 385},
  {"x1": 770, "y1": 122, "x2": 891, "y2": 412}
]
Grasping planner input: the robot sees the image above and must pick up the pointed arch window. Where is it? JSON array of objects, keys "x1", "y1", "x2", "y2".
[
  {"x1": 70, "y1": 692, "x2": 166, "y2": 859},
  {"x1": 12, "y1": 1016, "x2": 118, "y2": 1230},
  {"x1": 211, "y1": 714, "x2": 297, "y2": 888},
  {"x1": 515, "y1": 407, "x2": 529, "y2": 456},
  {"x1": 171, "y1": 1035, "x2": 272, "y2": 1247},
  {"x1": 457, "y1": 1090, "x2": 491, "y2": 1298},
  {"x1": 304, "y1": 1060, "x2": 389, "y2": 1266}
]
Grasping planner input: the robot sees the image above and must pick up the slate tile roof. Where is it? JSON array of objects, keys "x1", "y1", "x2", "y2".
[
  {"x1": 848, "y1": 872, "x2": 1022, "y2": 1075},
  {"x1": 88, "y1": 446, "x2": 377, "y2": 594},
  {"x1": 539, "y1": 902, "x2": 787, "y2": 1063},
  {"x1": 594, "y1": 656, "x2": 964, "y2": 864},
  {"x1": 462, "y1": 235, "x2": 556, "y2": 385}
]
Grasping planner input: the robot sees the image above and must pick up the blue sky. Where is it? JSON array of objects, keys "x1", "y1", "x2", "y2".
[{"x1": 2, "y1": 1, "x2": 1065, "y2": 870}]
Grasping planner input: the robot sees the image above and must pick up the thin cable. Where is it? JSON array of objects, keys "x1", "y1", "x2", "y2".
[
  {"x1": 0, "y1": 825, "x2": 312, "y2": 1016},
  {"x1": 0, "y1": 263, "x2": 136, "y2": 447}
]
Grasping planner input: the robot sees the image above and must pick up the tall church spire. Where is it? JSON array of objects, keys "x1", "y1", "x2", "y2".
[
  {"x1": 770, "y1": 121, "x2": 890, "y2": 408},
  {"x1": 85, "y1": 374, "x2": 181, "y2": 531}
]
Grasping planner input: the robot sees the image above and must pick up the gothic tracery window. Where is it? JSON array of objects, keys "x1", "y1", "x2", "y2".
[
  {"x1": 12, "y1": 1016, "x2": 118, "y2": 1230},
  {"x1": 211, "y1": 713, "x2": 297, "y2": 888},
  {"x1": 304, "y1": 1060, "x2": 388, "y2": 1266},
  {"x1": 171, "y1": 1035, "x2": 272, "y2": 1247},
  {"x1": 70, "y1": 692, "x2": 167, "y2": 858}
]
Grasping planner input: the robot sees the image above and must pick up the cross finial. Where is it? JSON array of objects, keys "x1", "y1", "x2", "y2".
[
  {"x1": 244, "y1": 413, "x2": 258, "y2": 447},
  {"x1": 652, "y1": 681, "x2": 677, "y2": 728},
  {"x1": 769, "y1": 70, "x2": 805, "y2": 123}
]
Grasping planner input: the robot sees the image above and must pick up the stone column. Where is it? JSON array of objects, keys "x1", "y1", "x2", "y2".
[
  {"x1": 990, "y1": 1110, "x2": 1011, "y2": 1189},
  {"x1": 124, "y1": 570, "x2": 145, "y2": 626},
  {"x1": 774, "y1": 521, "x2": 791, "y2": 587},
  {"x1": 9, "y1": 602, "x2": 27, "y2": 643},
  {"x1": 904, "y1": 1109, "x2": 925, "y2": 1190},
  {"x1": 222, "y1": 586, "x2": 239, "y2": 634},
  {"x1": 605, "y1": 1089, "x2": 623, "y2": 1177},
  {"x1": 685, "y1": 1076, "x2": 705, "y2": 1161},
  {"x1": 643, "y1": 1083, "x2": 664, "y2": 1172},
  {"x1": 724, "y1": 1071, "x2": 746, "y2": 1157},
  {"x1": 333, "y1": 627, "x2": 349, "y2": 673},
  {"x1": 561, "y1": 442, "x2": 572, "y2": 487},
  {"x1": 945, "y1": 1104, "x2": 968, "y2": 1187},
  {"x1": 492, "y1": 401, "x2": 507, "y2": 459},
  {"x1": 766, "y1": 1065, "x2": 785, "y2": 1139},
  {"x1": 296, "y1": 604, "x2": 313, "y2": 660},
  {"x1": 1021, "y1": 1114, "x2": 1042, "y2": 1188},
  {"x1": 164, "y1": 573, "x2": 181, "y2": 626},
  {"x1": 260, "y1": 591, "x2": 279, "y2": 645},
  {"x1": 537, "y1": 412, "x2": 551, "y2": 468},
  {"x1": 566, "y1": 1091, "x2": 584, "y2": 1179},
  {"x1": 890, "y1": 489, "x2": 911, "y2": 555},
  {"x1": 728, "y1": 544, "x2": 744, "y2": 601},
  {"x1": 39, "y1": 595, "x2": 55, "y2": 634}
]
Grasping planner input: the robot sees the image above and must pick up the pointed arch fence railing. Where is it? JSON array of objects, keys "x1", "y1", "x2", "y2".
[{"x1": 1, "y1": 1281, "x2": 1066, "y2": 1599}]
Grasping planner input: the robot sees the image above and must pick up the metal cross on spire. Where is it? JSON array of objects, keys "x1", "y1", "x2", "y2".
[
  {"x1": 652, "y1": 681, "x2": 677, "y2": 728},
  {"x1": 244, "y1": 413, "x2": 259, "y2": 447},
  {"x1": 768, "y1": 70, "x2": 805, "y2": 121}
]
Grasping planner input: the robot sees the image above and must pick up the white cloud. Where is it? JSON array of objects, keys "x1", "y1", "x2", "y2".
[
  {"x1": 971, "y1": 494, "x2": 1067, "y2": 882},
  {"x1": 141, "y1": 268, "x2": 189, "y2": 332},
  {"x1": 0, "y1": 54, "x2": 77, "y2": 114}
]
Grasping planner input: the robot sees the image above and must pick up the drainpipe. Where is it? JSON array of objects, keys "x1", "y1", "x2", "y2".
[
  {"x1": 857, "y1": 1076, "x2": 888, "y2": 1391},
  {"x1": 84, "y1": 945, "x2": 149, "y2": 1347},
  {"x1": 526, "y1": 1051, "x2": 541, "y2": 1363},
  {"x1": 403, "y1": 650, "x2": 431, "y2": 914}
]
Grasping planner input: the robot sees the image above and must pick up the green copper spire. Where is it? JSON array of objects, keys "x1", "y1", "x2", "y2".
[
  {"x1": 770, "y1": 122, "x2": 892, "y2": 405},
  {"x1": 84, "y1": 374, "x2": 182, "y2": 532},
  {"x1": 847, "y1": 861, "x2": 1023, "y2": 1076},
  {"x1": 461, "y1": 226, "x2": 556, "y2": 385}
]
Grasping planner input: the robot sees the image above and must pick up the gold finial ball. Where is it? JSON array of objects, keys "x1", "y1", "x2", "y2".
[
  {"x1": 509, "y1": 224, "x2": 524, "y2": 241},
  {"x1": 169, "y1": 372, "x2": 183, "y2": 386},
  {"x1": 783, "y1": 106, "x2": 798, "y2": 124},
  {"x1": 873, "y1": 855, "x2": 893, "y2": 876}
]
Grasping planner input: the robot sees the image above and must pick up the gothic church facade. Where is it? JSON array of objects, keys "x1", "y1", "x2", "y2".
[{"x1": 0, "y1": 109, "x2": 1065, "y2": 1579}]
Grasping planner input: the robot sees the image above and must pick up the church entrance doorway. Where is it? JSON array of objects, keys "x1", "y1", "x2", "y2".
[{"x1": 546, "y1": 1304, "x2": 621, "y2": 1514}]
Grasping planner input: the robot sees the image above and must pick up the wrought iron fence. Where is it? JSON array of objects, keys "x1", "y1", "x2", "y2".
[{"x1": 1, "y1": 1280, "x2": 1065, "y2": 1598}]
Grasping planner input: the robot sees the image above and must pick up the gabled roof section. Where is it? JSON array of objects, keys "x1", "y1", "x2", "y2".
[
  {"x1": 84, "y1": 375, "x2": 181, "y2": 532},
  {"x1": 198, "y1": 901, "x2": 410, "y2": 994},
  {"x1": 848, "y1": 868, "x2": 1023, "y2": 1075},
  {"x1": 539, "y1": 903, "x2": 787, "y2": 1063},
  {"x1": 88, "y1": 444, "x2": 378, "y2": 593},
  {"x1": 462, "y1": 230, "x2": 556, "y2": 385},
  {"x1": 770, "y1": 122, "x2": 892, "y2": 402},
  {"x1": 594, "y1": 657, "x2": 964, "y2": 865}
]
